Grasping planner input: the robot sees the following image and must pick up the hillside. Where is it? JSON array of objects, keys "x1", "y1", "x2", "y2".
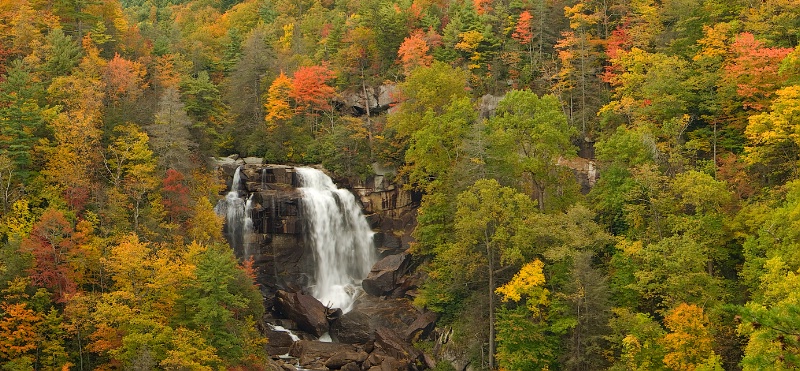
[{"x1": 1, "y1": 0, "x2": 800, "y2": 369}]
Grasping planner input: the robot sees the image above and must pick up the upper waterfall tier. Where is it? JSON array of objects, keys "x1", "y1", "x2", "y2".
[{"x1": 296, "y1": 167, "x2": 376, "y2": 314}]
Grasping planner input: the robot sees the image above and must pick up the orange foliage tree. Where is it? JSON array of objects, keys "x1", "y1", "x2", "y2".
[
  {"x1": 289, "y1": 64, "x2": 336, "y2": 116},
  {"x1": 722, "y1": 32, "x2": 793, "y2": 113},
  {"x1": 661, "y1": 303, "x2": 721, "y2": 370},
  {"x1": 398, "y1": 29, "x2": 432, "y2": 75},
  {"x1": 103, "y1": 53, "x2": 147, "y2": 105}
]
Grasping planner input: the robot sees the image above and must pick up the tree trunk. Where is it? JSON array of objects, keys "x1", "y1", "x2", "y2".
[
  {"x1": 486, "y1": 229, "x2": 496, "y2": 370},
  {"x1": 361, "y1": 68, "x2": 373, "y2": 154}
]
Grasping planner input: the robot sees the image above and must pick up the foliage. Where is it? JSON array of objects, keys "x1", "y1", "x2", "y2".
[
  {"x1": 486, "y1": 90, "x2": 577, "y2": 211},
  {"x1": 3, "y1": 0, "x2": 800, "y2": 369}
]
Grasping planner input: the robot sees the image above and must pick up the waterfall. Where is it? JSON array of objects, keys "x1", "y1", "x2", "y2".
[
  {"x1": 214, "y1": 166, "x2": 253, "y2": 259},
  {"x1": 296, "y1": 167, "x2": 375, "y2": 314}
]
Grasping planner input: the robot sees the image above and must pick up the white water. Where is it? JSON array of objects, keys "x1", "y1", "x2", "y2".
[
  {"x1": 214, "y1": 167, "x2": 254, "y2": 258},
  {"x1": 269, "y1": 324, "x2": 301, "y2": 342},
  {"x1": 296, "y1": 167, "x2": 376, "y2": 314}
]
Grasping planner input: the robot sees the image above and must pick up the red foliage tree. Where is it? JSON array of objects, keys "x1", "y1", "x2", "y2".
[
  {"x1": 162, "y1": 168, "x2": 191, "y2": 224},
  {"x1": 22, "y1": 209, "x2": 77, "y2": 302},
  {"x1": 601, "y1": 25, "x2": 632, "y2": 83}
]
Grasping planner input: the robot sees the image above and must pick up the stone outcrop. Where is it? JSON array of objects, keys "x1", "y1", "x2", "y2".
[
  {"x1": 289, "y1": 341, "x2": 360, "y2": 369},
  {"x1": 265, "y1": 327, "x2": 296, "y2": 356},
  {"x1": 337, "y1": 84, "x2": 398, "y2": 116},
  {"x1": 275, "y1": 291, "x2": 329, "y2": 337},
  {"x1": 375, "y1": 327, "x2": 423, "y2": 364}
]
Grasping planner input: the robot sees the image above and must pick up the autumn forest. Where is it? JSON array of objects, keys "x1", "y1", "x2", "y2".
[{"x1": 1, "y1": 0, "x2": 800, "y2": 369}]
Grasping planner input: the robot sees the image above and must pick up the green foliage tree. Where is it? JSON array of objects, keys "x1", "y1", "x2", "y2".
[
  {"x1": 487, "y1": 90, "x2": 578, "y2": 211},
  {"x1": 383, "y1": 61, "x2": 470, "y2": 167}
]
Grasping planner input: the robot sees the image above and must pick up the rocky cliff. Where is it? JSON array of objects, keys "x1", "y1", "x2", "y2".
[{"x1": 211, "y1": 156, "x2": 433, "y2": 371}]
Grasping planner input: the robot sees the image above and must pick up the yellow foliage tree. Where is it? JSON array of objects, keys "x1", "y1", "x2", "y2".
[
  {"x1": 661, "y1": 303, "x2": 722, "y2": 371},
  {"x1": 264, "y1": 71, "x2": 294, "y2": 128},
  {"x1": 496, "y1": 259, "x2": 549, "y2": 315}
]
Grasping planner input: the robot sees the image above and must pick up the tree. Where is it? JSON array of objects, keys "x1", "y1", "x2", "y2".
[
  {"x1": 289, "y1": 64, "x2": 336, "y2": 117},
  {"x1": 402, "y1": 97, "x2": 475, "y2": 194},
  {"x1": 181, "y1": 70, "x2": 225, "y2": 150},
  {"x1": 186, "y1": 197, "x2": 224, "y2": 245},
  {"x1": 384, "y1": 61, "x2": 469, "y2": 167},
  {"x1": 0, "y1": 60, "x2": 49, "y2": 181},
  {"x1": 738, "y1": 257, "x2": 800, "y2": 370},
  {"x1": 161, "y1": 169, "x2": 191, "y2": 225},
  {"x1": 608, "y1": 308, "x2": 668, "y2": 370},
  {"x1": 744, "y1": 85, "x2": 800, "y2": 184},
  {"x1": 44, "y1": 38, "x2": 106, "y2": 212},
  {"x1": 175, "y1": 243, "x2": 266, "y2": 366},
  {"x1": 103, "y1": 53, "x2": 147, "y2": 106},
  {"x1": 264, "y1": 71, "x2": 294, "y2": 127},
  {"x1": 661, "y1": 303, "x2": 722, "y2": 371},
  {"x1": 310, "y1": 116, "x2": 373, "y2": 181},
  {"x1": 398, "y1": 29, "x2": 433, "y2": 75},
  {"x1": 420, "y1": 179, "x2": 536, "y2": 369},
  {"x1": 42, "y1": 28, "x2": 82, "y2": 80},
  {"x1": 0, "y1": 279, "x2": 39, "y2": 363},
  {"x1": 728, "y1": 33, "x2": 794, "y2": 109},
  {"x1": 148, "y1": 88, "x2": 196, "y2": 172},
  {"x1": 495, "y1": 259, "x2": 554, "y2": 370},
  {"x1": 103, "y1": 123, "x2": 159, "y2": 231},
  {"x1": 21, "y1": 209, "x2": 77, "y2": 303},
  {"x1": 554, "y1": 3, "x2": 603, "y2": 136},
  {"x1": 487, "y1": 90, "x2": 577, "y2": 211}
]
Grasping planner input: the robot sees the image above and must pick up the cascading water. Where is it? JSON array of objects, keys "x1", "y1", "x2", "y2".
[
  {"x1": 214, "y1": 167, "x2": 254, "y2": 258},
  {"x1": 296, "y1": 167, "x2": 376, "y2": 314}
]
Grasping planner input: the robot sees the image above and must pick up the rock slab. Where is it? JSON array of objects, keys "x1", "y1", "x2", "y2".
[
  {"x1": 276, "y1": 290, "x2": 329, "y2": 337},
  {"x1": 362, "y1": 254, "x2": 411, "y2": 297}
]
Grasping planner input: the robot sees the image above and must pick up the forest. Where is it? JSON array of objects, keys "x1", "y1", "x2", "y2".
[{"x1": 1, "y1": 0, "x2": 800, "y2": 369}]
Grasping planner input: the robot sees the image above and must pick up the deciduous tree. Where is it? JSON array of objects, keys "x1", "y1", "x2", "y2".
[{"x1": 487, "y1": 90, "x2": 577, "y2": 211}]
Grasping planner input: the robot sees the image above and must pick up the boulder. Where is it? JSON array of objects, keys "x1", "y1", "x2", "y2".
[
  {"x1": 331, "y1": 309, "x2": 375, "y2": 344},
  {"x1": 362, "y1": 254, "x2": 411, "y2": 297},
  {"x1": 363, "y1": 351, "x2": 407, "y2": 370},
  {"x1": 403, "y1": 311, "x2": 438, "y2": 342},
  {"x1": 324, "y1": 350, "x2": 369, "y2": 369},
  {"x1": 289, "y1": 341, "x2": 358, "y2": 368},
  {"x1": 276, "y1": 291, "x2": 329, "y2": 337},
  {"x1": 339, "y1": 84, "x2": 398, "y2": 114},
  {"x1": 340, "y1": 362, "x2": 361, "y2": 371},
  {"x1": 243, "y1": 157, "x2": 263, "y2": 165},
  {"x1": 374, "y1": 327, "x2": 422, "y2": 364}
]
